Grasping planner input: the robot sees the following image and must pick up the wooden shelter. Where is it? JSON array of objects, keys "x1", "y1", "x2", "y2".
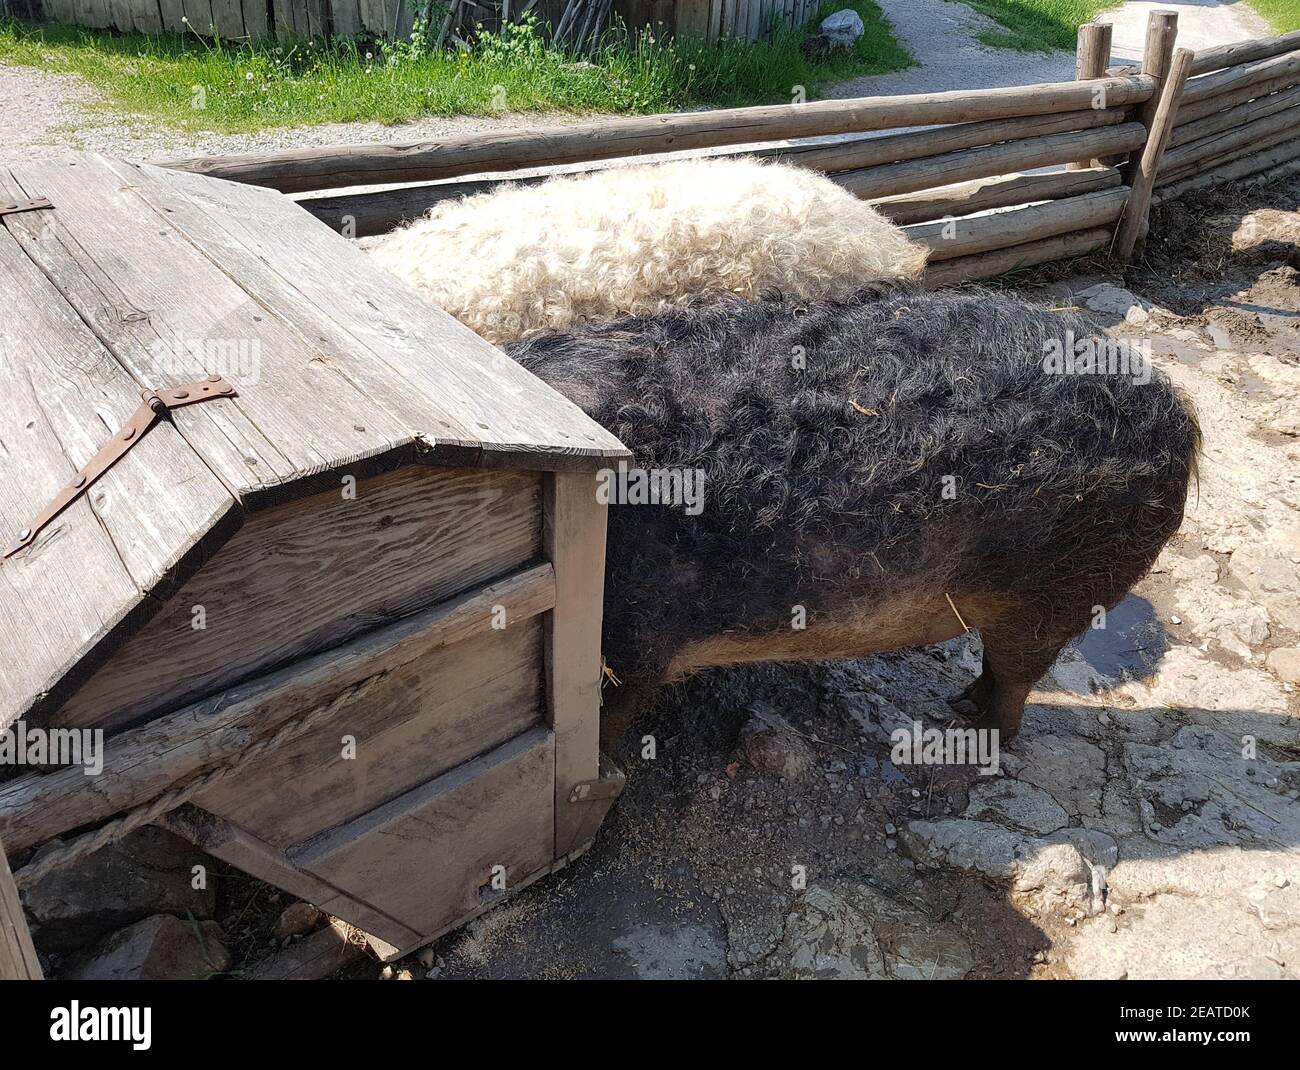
[{"x1": 0, "y1": 153, "x2": 629, "y2": 960}]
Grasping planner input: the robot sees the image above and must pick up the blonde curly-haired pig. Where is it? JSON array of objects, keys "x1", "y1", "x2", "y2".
[{"x1": 367, "y1": 156, "x2": 928, "y2": 344}]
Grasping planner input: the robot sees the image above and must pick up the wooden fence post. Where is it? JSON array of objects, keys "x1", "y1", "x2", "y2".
[
  {"x1": 1115, "y1": 47, "x2": 1195, "y2": 259},
  {"x1": 1123, "y1": 9, "x2": 1180, "y2": 184},
  {"x1": 0, "y1": 835, "x2": 42, "y2": 980},
  {"x1": 1071, "y1": 21, "x2": 1115, "y2": 169}
]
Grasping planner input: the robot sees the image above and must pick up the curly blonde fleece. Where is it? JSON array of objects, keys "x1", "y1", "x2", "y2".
[{"x1": 367, "y1": 157, "x2": 929, "y2": 344}]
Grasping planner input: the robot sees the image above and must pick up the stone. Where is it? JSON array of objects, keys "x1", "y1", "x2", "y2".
[
  {"x1": 61, "y1": 915, "x2": 229, "y2": 981},
  {"x1": 1077, "y1": 283, "x2": 1149, "y2": 319},
  {"x1": 24, "y1": 826, "x2": 217, "y2": 954},
  {"x1": 1229, "y1": 541, "x2": 1300, "y2": 634},
  {"x1": 739, "y1": 706, "x2": 815, "y2": 782},
  {"x1": 275, "y1": 901, "x2": 323, "y2": 940},
  {"x1": 819, "y1": 9, "x2": 865, "y2": 46},
  {"x1": 1002, "y1": 734, "x2": 1106, "y2": 819},
  {"x1": 1266, "y1": 646, "x2": 1300, "y2": 684},
  {"x1": 963, "y1": 778, "x2": 1069, "y2": 834},
  {"x1": 1122, "y1": 725, "x2": 1300, "y2": 849},
  {"x1": 777, "y1": 883, "x2": 972, "y2": 979}
]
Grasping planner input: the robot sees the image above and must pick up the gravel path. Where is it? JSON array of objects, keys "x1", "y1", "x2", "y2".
[
  {"x1": 2, "y1": 63, "x2": 588, "y2": 162},
  {"x1": 1, "y1": 1, "x2": 1275, "y2": 162},
  {"x1": 830, "y1": 0, "x2": 1270, "y2": 99}
]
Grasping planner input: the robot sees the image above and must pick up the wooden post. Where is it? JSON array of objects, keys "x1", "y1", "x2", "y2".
[
  {"x1": 543, "y1": 471, "x2": 609, "y2": 859},
  {"x1": 1115, "y1": 47, "x2": 1195, "y2": 259},
  {"x1": 0, "y1": 835, "x2": 41, "y2": 980},
  {"x1": 1071, "y1": 21, "x2": 1114, "y2": 169},
  {"x1": 1123, "y1": 9, "x2": 1180, "y2": 185}
]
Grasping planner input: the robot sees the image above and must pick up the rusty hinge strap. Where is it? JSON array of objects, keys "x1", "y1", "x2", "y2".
[
  {"x1": 0, "y1": 197, "x2": 53, "y2": 218},
  {"x1": 4, "y1": 377, "x2": 237, "y2": 559}
]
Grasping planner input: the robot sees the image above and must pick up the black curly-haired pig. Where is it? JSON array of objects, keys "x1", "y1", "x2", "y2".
[{"x1": 507, "y1": 284, "x2": 1200, "y2": 740}]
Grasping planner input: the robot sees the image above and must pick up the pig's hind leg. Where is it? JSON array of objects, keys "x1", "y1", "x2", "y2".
[{"x1": 947, "y1": 615, "x2": 1079, "y2": 741}]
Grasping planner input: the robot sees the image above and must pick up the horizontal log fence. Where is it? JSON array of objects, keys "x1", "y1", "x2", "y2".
[
  {"x1": 67, "y1": 18, "x2": 1300, "y2": 292},
  {"x1": 147, "y1": 14, "x2": 1300, "y2": 287}
]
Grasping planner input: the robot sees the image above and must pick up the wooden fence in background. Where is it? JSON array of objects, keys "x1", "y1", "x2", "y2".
[
  {"x1": 3, "y1": 0, "x2": 818, "y2": 40},
  {"x1": 154, "y1": 14, "x2": 1300, "y2": 283}
]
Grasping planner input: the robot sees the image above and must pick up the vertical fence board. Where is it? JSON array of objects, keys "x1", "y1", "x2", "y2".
[
  {"x1": 330, "y1": 0, "x2": 360, "y2": 37},
  {"x1": 181, "y1": 0, "x2": 215, "y2": 33},
  {"x1": 157, "y1": 0, "x2": 186, "y2": 31},
  {"x1": 241, "y1": 0, "x2": 267, "y2": 36},
  {"x1": 133, "y1": 0, "x2": 166, "y2": 33},
  {"x1": 358, "y1": 0, "x2": 385, "y2": 33},
  {"x1": 304, "y1": 0, "x2": 325, "y2": 36},
  {"x1": 209, "y1": 0, "x2": 246, "y2": 36}
]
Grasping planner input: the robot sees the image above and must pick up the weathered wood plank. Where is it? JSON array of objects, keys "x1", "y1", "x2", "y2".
[
  {"x1": 0, "y1": 186, "x2": 239, "y2": 732},
  {"x1": 1175, "y1": 69, "x2": 1300, "y2": 126},
  {"x1": 195, "y1": 618, "x2": 547, "y2": 847},
  {"x1": 132, "y1": 0, "x2": 166, "y2": 33},
  {"x1": 155, "y1": 75, "x2": 1156, "y2": 192},
  {"x1": 544, "y1": 472, "x2": 608, "y2": 859},
  {"x1": 0, "y1": 835, "x2": 41, "y2": 980},
  {"x1": 358, "y1": 0, "x2": 386, "y2": 33},
  {"x1": 837, "y1": 123, "x2": 1147, "y2": 200},
  {"x1": 291, "y1": 726, "x2": 556, "y2": 935},
  {"x1": 208, "y1": 0, "x2": 246, "y2": 38},
  {"x1": 123, "y1": 159, "x2": 629, "y2": 470},
  {"x1": 240, "y1": 0, "x2": 268, "y2": 37},
  {"x1": 1154, "y1": 134, "x2": 1300, "y2": 202},
  {"x1": 1189, "y1": 28, "x2": 1300, "y2": 77},
  {"x1": 1169, "y1": 84, "x2": 1300, "y2": 149},
  {"x1": 922, "y1": 227, "x2": 1112, "y2": 288},
  {"x1": 6, "y1": 157, "x2": 418, "y2": 509},
  {"x1": 778, "y1": 107, "x2": 1125, "y2": 174},
  {"x1": 160, "y1": 805, "x2": 423, "y2": 950},
  {"x1": 908, "y1": 185, "x2": 1129, "y2": 262},
  {"x1": 1161, "y1": 97, "x2": 1300, "y2": 178},
  {"x1": 1182, "y1": 48, "x2": 1300, "y2": 107},
  {"x1": 56, "y1": 465, "x2": 542, "y2": 732},
  {"x1": 158, "y1": 0, "x2": 187, "y2": 31},
  {"x1": 872, "y1": 166, "x2": 1122, "y2": 226},
  {"x1": 1, "y1": 563, "x2": 557, "y2": 852},
  {"x1": 330, "y1": 0, "x2": 360, "y2": 37},
  {"x1": 182, "y1": 0, "x2": 215, "y2": 33}
]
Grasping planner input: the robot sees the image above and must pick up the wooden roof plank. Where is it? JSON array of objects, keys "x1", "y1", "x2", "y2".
[
  {"x1": 6, "y1": 157, "x2": 418, "y2": 508},
  {"x1": 0, "y1": 221, "x2": 238, "y2": 731},
  {"x1": 127, "y1": 159, "x2": 630, "y2": 470}
]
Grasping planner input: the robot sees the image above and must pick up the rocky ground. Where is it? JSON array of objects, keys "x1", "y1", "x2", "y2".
[{"x1": 17, "y1": 155, "x2": 1300, "y2": 986}]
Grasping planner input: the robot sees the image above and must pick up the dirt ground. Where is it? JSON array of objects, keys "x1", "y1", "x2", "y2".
[{"x1": 312, "y1": 172, "x2": 1298, "y2": 983}]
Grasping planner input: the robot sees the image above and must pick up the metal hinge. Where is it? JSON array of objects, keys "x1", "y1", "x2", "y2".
[
  {"x1": 4, "y1": 376, "x2": 237, "y2": 559},
  {"x1": 0, "y1": 197, "x2": 53, "y2": 218}
]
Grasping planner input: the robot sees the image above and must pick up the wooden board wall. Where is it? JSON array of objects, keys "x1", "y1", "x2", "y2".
[
  {"x1": 195, "y1": 618, "x2": 547, "y2": 848},
  {"x1": 54, "y1": 465, "x2": 542, "y2": 733},
  {"x1": 32, "y1": 0, "x2": 814, "y2": 39}
]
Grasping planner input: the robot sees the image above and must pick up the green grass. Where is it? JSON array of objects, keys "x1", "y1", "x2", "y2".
[
  {"x1": 951, "y1": 0, "x2": 1120, "y2": 52},
  {"x1": 1247, "y1": 0, "x2": 1300, "y2": 33},
  {"x1": 0, "y1": 3, "x2": 911, "y2": 134}
]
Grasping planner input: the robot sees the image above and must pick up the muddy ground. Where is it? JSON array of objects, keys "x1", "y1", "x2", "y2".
[{"x1": 58, "y1": 172, "x2": 1295, "y2": 982}]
